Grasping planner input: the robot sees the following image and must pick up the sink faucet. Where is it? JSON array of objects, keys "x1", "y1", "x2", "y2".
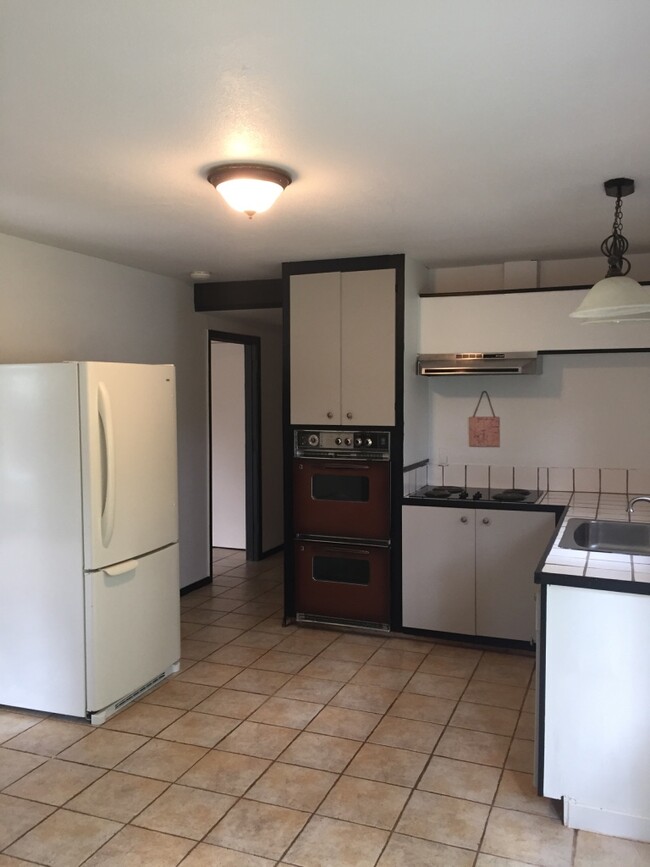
[{"x1": 628, "y1": 496, "x2": 650, "y2": 513}]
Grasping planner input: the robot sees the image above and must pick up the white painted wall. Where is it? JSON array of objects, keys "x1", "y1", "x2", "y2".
[
  {"x1": 0, "y1": 231, "x2": 209, "y2": 589},
  {"x1": 211, "y1": 342, "x2": 246, "y2": 549},
  {"x1": 428, "y1": 352, "x2": 650, "y2": 470}
]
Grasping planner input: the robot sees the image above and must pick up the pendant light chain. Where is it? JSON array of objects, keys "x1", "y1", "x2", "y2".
[{"x1": 601, "y1": 192, "x2": 631, "y2": 276}]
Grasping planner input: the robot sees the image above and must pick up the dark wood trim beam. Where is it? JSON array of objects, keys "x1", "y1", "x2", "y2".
[
  {"x1": 194, "y1": 279, "x2": 283, "y2": 311},
  {"x1": 420, "y1": 280, "x2": 650, "y2": 299}
]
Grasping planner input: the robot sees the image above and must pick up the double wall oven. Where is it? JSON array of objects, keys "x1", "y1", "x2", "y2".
[{"x1": 293, "y1": 429, "x2": 391, "y2": 630}]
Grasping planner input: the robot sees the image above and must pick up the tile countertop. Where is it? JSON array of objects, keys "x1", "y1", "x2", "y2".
[{"x1": 536, "y1": 492, "x2": 650, "y2": 593}]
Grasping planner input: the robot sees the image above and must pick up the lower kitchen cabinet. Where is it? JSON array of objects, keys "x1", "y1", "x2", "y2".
[{"x1": 402, "y1": 505, "x2": 555, "y2": 641}]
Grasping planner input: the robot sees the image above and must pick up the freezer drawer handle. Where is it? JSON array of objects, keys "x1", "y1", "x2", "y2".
[
  {"x1": 104, "y1": 559, "x2": 139, "y2": 577},
  {"x1": 97, "y1": 381, "x2": 116, "y2": 548}
]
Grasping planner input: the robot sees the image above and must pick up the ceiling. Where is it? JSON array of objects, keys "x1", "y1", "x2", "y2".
[{"x1": 2, "y1": 0, "x2": 649, "y2": 283}]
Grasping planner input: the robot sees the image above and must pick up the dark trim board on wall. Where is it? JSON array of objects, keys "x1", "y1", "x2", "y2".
[
  {"x1": 195, "y1": 279, "x2": 283, "y2": 311},
  {"x1": 180, "y1": 576, "x2": 212, "y2": 596},
  {"x1": 208, "y1": 330, "x2": 263, "y2": 564},
  {"x1": 420, "y1": 280, "x2": 650, "y2": 299}
]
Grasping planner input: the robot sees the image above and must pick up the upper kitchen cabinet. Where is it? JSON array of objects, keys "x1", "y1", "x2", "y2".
[
  {"x1": 420, "y1": 288, "x2": 650, "y2": 353},
  {"x1": 289, "y1": 268, "x2": 396, "y2": 426}
]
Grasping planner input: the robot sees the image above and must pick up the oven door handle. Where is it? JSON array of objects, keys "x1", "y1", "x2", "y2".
[
  {"x1": 320, "y1": 463, "x2": 371, "y2": 470},
  {"x1": 311, "y1": 546, "x2": 371, "y2": 557}
]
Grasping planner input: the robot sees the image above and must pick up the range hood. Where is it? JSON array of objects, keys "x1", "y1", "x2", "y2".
[{"x1": 417, "y1": 352, "x2": 541, "y2": 376}]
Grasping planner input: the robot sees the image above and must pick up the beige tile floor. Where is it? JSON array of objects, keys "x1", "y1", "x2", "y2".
[{"x1": 1, "y1": 548, "x2": 649, "y2": 866}]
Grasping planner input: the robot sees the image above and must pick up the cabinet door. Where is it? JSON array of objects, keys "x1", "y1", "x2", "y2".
[
  {"x1": 341, "y1": 269, "x2": 395, "y2": 426},
  {"x1": 476, "y1": 510, "x2": 554, "y2": 642},
  {"x1": 402, "y1": 506, "x2": 475, "y2": 634},
  {"x1": 290, "y1": 272, "x2": 341, "y2": 425}
]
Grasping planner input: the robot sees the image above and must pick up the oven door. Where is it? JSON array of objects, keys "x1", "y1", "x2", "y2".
[
  {"x1": 293, "y1": 459, "x2": 390, "y2": 540},
  {"x1": 295, "y1": 540, "x2": 390, "y2": 627}
]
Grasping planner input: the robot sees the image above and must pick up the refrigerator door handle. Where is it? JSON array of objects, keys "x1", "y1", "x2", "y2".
[
  {"x1": 97, "y1": 382, "x2": 116, "y2": 548},
  {"x1": 103, "y1": 559, "x2": 139, "y2": 578}
]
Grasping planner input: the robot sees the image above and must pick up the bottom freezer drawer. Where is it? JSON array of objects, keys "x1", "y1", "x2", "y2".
[{"x1": 85, "y1": 543, "x2": 180, "y2": 713}]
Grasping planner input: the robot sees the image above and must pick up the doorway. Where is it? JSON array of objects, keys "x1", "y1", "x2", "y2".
[{"x1": 208, "y1": 330, "x2": 262, "y2": 562}]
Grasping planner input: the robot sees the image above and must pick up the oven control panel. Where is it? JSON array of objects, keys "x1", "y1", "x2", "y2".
[{"x1": 294, "y1": 429, "x2": 390, "y2": 459}]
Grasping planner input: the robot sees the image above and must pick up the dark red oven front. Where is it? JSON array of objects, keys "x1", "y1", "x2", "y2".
[
  {"x1": 293, "y1": 458, "x2": 390, "y2": 541},
  {"x1": 294, "y1": 540, "x2": 390, "y2": 627}
]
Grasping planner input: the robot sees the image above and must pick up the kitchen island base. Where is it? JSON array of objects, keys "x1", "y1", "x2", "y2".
[{"x1": 539, "y1": 583, "x2": 650, "y2": 843}]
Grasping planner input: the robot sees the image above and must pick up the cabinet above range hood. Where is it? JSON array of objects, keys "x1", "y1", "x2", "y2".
[{"x1": 417, "y1": 352, "x2": 541, "y2": 376}]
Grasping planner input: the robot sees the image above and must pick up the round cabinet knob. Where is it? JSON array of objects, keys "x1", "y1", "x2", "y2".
[
  {"x1": 364, "y1": 437, "x2": 373, "y2": 447},
  {"x1": 460, "y1": 516, "x2": 468, "y2": 524},
  {"x1": 346, "y1": 412, "x2": 353, "y2": 419},
  {"x1": 482, "y1": 518, "x2": 490, "y2": 525},
  {"x1": 334, "y1": 437, "x2": 342, "y2": 445},
  {"x1": 327, "y1": 411, "x2": 334, "y2": 419},
  {"x1": 344, "y1": 437, "x2": 352, "y2": 446},
  {"x1": 354, "y1": 437, "x2": 363, "y2": 447}
]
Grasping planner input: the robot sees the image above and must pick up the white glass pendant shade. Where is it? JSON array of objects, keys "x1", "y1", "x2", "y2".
[
  {"x1": 207, "y1": 164, "x2": 292, "y2": 218},
  {"x1": 570, "y1": 275, "x2": 650, "y2": 321},
  {"x1": 215, "y1": 178, "x2": 284, "y2": 216}
]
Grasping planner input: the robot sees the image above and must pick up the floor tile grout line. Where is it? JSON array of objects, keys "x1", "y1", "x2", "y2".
[{"x1": 2, "y1": 560, "x2": 600, "y2": 866}]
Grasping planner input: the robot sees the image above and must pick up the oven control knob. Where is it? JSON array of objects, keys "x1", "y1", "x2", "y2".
[
  {"x1": 307, "y1": 434, "x2": 319, "y2": 447},
  {"x1": 364, "y1": 437, "x2": 373, "y2": 447},
  {"x1": 335, "y1": 437, "x2": 342, "y2": 445},
  {"x1": 344, "y1": 437, "x2": 352, "y2": 446},
  {"x1": 354, "y1": 436, "x2": 363, "y2": 448}
]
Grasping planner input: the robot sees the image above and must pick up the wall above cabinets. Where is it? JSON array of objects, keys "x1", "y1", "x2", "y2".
[{"x1": 419, "y1": 288, "x2": 650, "y2": 354}]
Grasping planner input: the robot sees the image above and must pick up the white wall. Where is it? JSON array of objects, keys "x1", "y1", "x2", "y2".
[
  {"x1": 0, "y1": 231, "x2": 210, "y2": 588},
  {"x1": 429, "y1": 352, "x2": 650, "y2": 471},
  {"x1": 211, "y1": 342, "x2": 246, "y2": 549}
]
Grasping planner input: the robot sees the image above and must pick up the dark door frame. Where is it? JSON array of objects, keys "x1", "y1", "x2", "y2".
[{"x1": 208, "y1": 330, "x2": 263, "y2": 562}]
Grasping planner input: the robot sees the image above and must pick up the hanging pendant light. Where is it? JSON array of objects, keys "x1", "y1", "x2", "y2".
[
  {"x1": 207, "y1": 163, "x2": 292, "y2": 219},
  {"x1": 571, "y1": 178, "x2": 650, "y2": 322}
]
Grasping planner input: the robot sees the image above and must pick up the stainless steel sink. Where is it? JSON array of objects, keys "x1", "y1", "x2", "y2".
[{"x1": 559, "y1": 518, "x2": 650, "y2": 555}]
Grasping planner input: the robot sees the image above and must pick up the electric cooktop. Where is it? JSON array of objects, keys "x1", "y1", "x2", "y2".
[{"x1": 410, "y1": 485, "x2": 543, "y2": 504}]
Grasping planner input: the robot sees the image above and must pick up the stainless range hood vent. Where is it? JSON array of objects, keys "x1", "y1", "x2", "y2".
[{"x1": 417, "y1": 352, "x2": 541, "y2": 376}]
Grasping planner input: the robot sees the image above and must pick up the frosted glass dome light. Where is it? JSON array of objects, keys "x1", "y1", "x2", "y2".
[
  {"x1": 571, "y1": 177, "x2": 650, "y2": 322},
  {"x1": 207, "y1": 164, "x2": 292, "y2": 219}
]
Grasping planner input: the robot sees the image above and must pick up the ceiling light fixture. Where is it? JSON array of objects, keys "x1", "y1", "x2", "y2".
[
  {"x1": 207, "y1": 163, "x2": 292, "y2": 219},
  {"x1": 571, "y1": 178, "x2": 650, "y2": 323}
]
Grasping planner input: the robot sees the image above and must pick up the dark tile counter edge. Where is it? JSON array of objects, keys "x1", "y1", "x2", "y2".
[{"x1": 535, "y1": 567, "x2": 650, "y2": 596}]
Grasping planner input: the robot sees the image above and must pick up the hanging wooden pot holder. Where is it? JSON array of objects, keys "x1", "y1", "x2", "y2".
[{"x1": 469, "y1": 390, "x2": 500, "y2": 447}]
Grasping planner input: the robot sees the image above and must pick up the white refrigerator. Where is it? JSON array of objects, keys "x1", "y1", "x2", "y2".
[{"x1": 0, "y1": 361, "x2": 181, "y2": 723}]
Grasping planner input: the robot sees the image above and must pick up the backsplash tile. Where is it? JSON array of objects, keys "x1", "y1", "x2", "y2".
[
  {"x1": 548, "y1": 467, "x2": 574, "y2": 492},
  {"x1": 442, "y1": 464, "x2": 465, "y2": 487},
  {"x1": 513, "y1": 466, "x2": 538, "y2": 491},
  {"x1": 404, "y1": 462, "x2": 649, "y2": 497},
  {"x1": 488, "y1": 465, "x2": 514, "y2": 489},
  {"x1": 600, "y1": 468, "x2": 627, "y2": 495},
  {"x1": 466, "y1": 464, "x2": 489, "y2": 487},
  {"x1": 629, "y1": 468, "x2": 650, "y2": 495},
  {"x1": 573, "y1": 467, "x2": 600, "y2": 493}
]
